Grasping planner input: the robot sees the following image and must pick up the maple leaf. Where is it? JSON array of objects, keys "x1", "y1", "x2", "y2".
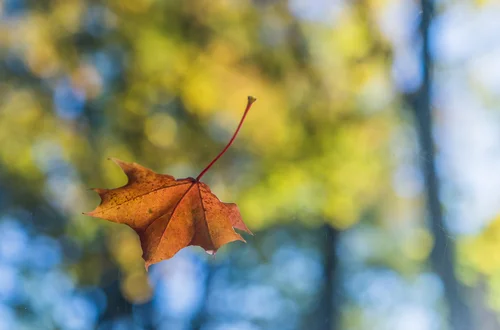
[{"x1": 85, "y1": 96, "x2": 256, "y2": 269}]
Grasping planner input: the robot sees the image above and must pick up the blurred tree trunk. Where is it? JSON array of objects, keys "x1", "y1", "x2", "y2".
[
  {"x1": 302, "y1": 225, "x2": 340, "y2": 330},
  {"x1": 406, "y1": 0, "x2": 472, "y2": 329},
  {"x1": 316, "y1": 225, "x2": 340, "y2": 330}
]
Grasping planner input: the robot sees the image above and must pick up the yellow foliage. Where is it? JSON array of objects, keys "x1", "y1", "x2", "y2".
[
  {"x1": 401, "y1": 228, "x2": 433, "y2": 261},
  {"x1": 51, "y1": 0, "x2": 85, "y2": 34},
  {"x1": 111, "y1": 0, "x2": 155, "y2": 14},
  {"x1": 145, "y1": 113, "x2": 178, "y2": 148},
  {"x1": 460, "y1": 217, "x2": 500, "y2": 276},
  {"x1": 333, "y1": 10, "x2": 372, "y2": 59},
  {"x1": 133, "y1": 28, "x2": 191, "y2": 85},
  {"x1": 121, "y1": 270, "x2": 153, "y2": 303}
]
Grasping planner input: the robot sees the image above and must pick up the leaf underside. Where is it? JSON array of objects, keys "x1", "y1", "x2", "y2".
[{"x1": 85, "y1": 158, "x2": 252, "y2": 269}]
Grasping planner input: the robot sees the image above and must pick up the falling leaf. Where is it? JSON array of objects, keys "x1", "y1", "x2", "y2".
[{"x1": 85, "y1": 97, "x2": 256, "y2": 269}]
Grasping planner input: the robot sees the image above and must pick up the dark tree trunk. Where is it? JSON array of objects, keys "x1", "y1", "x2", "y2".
[
  {"x1": 317, "y1": 225, "x2": 340, "y2": 330},
  {"x1": 407, "y1": 0, "x2": 473, "y2": 329}
]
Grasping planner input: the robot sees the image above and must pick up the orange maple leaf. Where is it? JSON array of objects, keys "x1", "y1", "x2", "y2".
[{"x1": 85, "y1": 96, "x2": 256, "y2": 269}]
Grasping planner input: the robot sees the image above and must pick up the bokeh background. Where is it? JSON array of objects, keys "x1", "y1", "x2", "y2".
[{"x1": 1, "y1": 0, "x2": 499, "y2": 329}]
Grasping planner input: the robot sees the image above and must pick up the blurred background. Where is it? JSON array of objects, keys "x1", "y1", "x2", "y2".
[{"x1": 0, "y1": 0, "x2": 499, "y2": 329}]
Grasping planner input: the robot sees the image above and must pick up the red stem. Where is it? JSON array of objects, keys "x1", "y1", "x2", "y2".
[{"x1": 196, "y1": 96, "x2": 256, "y2": 181}]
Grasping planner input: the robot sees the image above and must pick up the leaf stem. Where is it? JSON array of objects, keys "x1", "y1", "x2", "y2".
[{"x1": 196, "y1": 96, "x2": 257, "y2": 182}]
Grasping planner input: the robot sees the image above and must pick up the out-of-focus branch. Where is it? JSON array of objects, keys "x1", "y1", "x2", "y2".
[
  {"x1": 321, "y1": 225, "x2": 340, "y2": 330},
  {"x1": 406, "y1": 0, "x2": 472, "y2": 329}
]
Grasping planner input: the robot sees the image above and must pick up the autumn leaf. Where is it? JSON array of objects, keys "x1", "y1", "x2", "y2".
[{"x1": 85, "y1": 96, "x2": 256, "y2": 269}]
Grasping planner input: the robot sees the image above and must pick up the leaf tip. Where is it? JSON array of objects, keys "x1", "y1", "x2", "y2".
[
  {"x1": 108, "y1": 157, "x2": 123, "y2": 165},
  {"x1": 109, "y1": 157, "x2": 132, "y2": 169},
  {"x1": 90, "y1": 187, "x2": 108, "y2": 195}
]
